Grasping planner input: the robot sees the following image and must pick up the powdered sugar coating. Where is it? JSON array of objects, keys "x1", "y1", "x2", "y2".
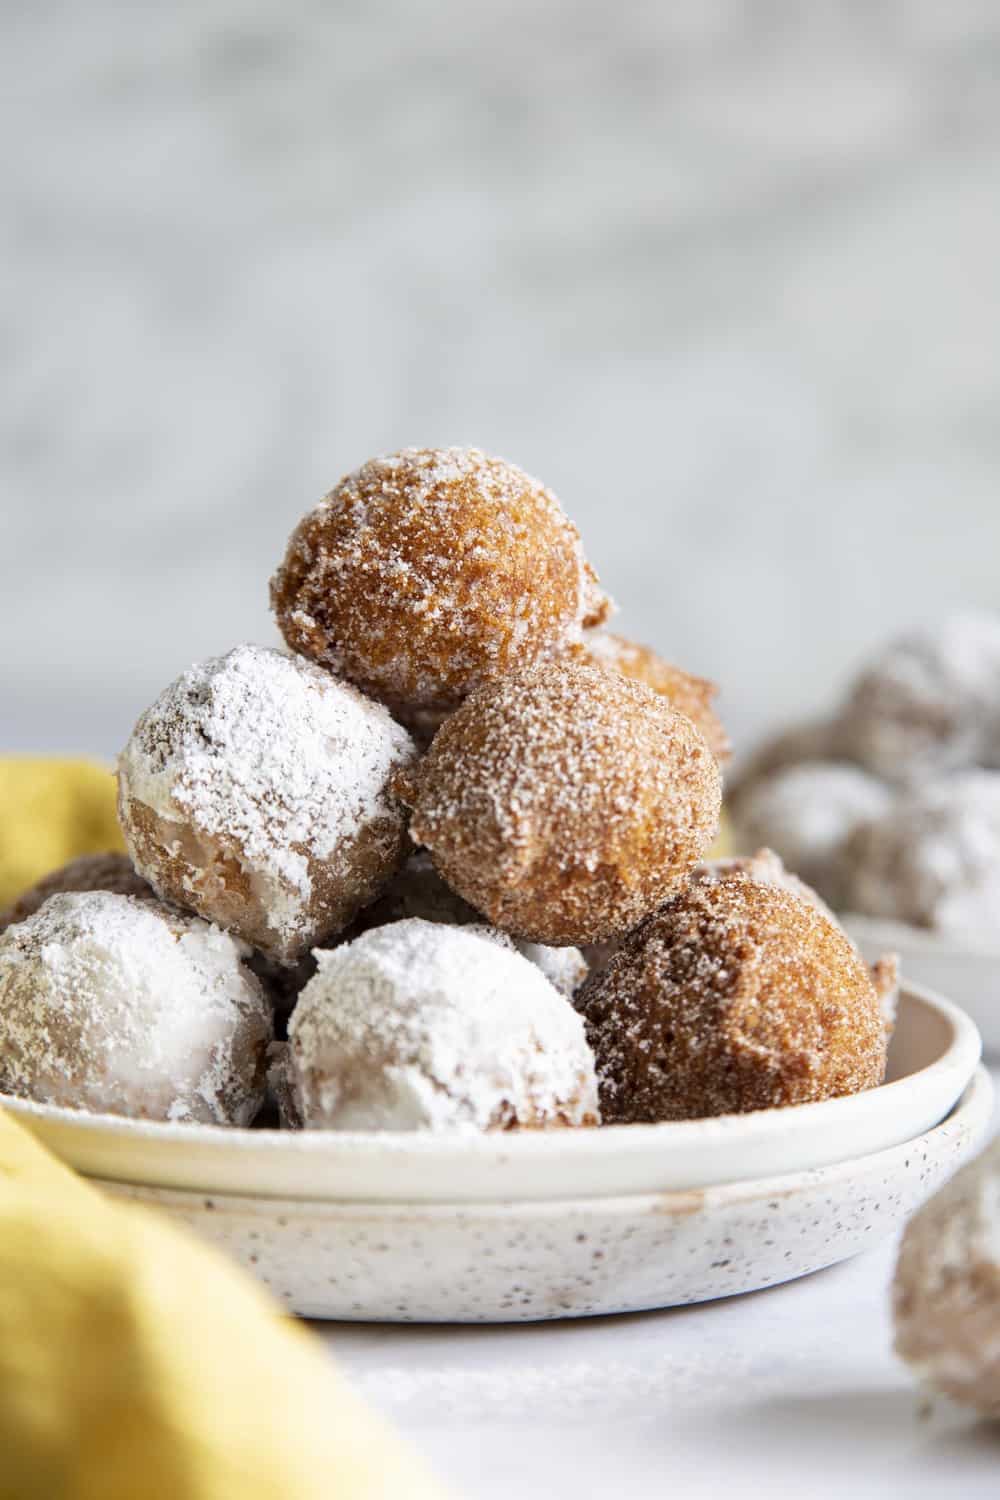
[
  {"x1": 577, "y1": 630, "x2": 731, "y2": 763},
  {"x1": 398, "y1": 660, "x2": 722, "y2": 945},
  {"x1": 514, "y1": 940, "x2": 589, "y2": 998},
  {"x1": 577, "y1": 871, "x2": 886, "y2": 1123},
  {"x1": 0, "y1": 891, "x2": 272, "y2": 1124},
  {"x1": 732, "y1": 760, "x2": 892, "y2": 908},
  {"x1": 270, "y1": 447, "x2": 611, "y2": 718},
  {"x1": 836, "y1": 612, "x2": 1000, "y2": 783},
  {"x1": 0, "y1": 852, "x2": 154, "y2": 935},
  {"x1": 842, "y1": 771, "x2": 1000, "y2": 936},
  {"x1": 117, "y1": 645, "x2": 416, "y2": 963},
  {"x1": 729, "y1": 720, "x2": 837, "y2": 805},
  {"x1": 894, "y1": 1135, "x2": 1000, "y2": 1416},
  {"x1": 285, "y1": 919, "x2": 599, "y2": 1132},
  {"x1": 351, "y1": 852, "x2": 588, "y2": 996}
]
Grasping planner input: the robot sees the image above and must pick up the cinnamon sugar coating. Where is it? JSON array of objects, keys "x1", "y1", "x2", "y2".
[
  {"x1": 396, "y1": 661, "x2": 722, "y2": 946},
  {"x1": 577, "y1": 631, "x2": 731, "y2": 763},
  {"x1": 576, "y1": 871, "x2": 886, "y2": 1122},
  {"x1": 694, "y1": 847, "x2": 899, "y2": 1032},
  {"x1": 0, "y1": 852, "x2": 153, "y2": 935},
  {"x1": 692, "y1": 846, "x2": 840, "y2": 923},
  {"x1": 270, "y1": 447, "x2": 611, "y2": 719}
]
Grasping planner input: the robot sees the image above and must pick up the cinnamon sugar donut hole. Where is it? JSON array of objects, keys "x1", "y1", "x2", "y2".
[
  {"x1": 693, "y1": 846, "x2": 900, "y2": 1033},
  {"x1": 270, "y1": 447, "x2": 611, "y2": 721},
  {"x1": 577, "y1": 869, "x2": 886, "y2": 1123},
  {"x1": 396, "y1": 660, "x2": 722, "y2": 946},
  {"x1": 118, "y1": 645, "x2": 417, "y2": 965},
  {"x1": 577, "y1": 631, "x2": 731, "y2": 764},
  {"x1": 692, "y1": 845, "x2": 840, "y2": 924}
]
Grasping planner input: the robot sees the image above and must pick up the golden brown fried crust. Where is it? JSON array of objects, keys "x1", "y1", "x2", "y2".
[
  {"x1": 576, "y1": 632, "x2": 731, "y2": 763},
  {"x1": 395, "y1": 660, "x2": 722, "y2": 946},
  {"x1": 120, "y1": 799, "x2": 409, "y2": 966},
  {"x1": 270, "y1": 448, "x2": 611, "y2": 717},
  {"x1": 0, "y1": 853, "x2": 153, "y2": 935},
  {"x1": 576, "y1": 871, "x2": 886, "y2": 1122}
]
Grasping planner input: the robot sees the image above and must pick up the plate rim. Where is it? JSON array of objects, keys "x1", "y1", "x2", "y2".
[
  {"x1": 96, "y1": 1064, "x2": 994, "y2": 1217},
  {"x1": 0, "y1": 981, "x2": 980, "y2": 1178}
]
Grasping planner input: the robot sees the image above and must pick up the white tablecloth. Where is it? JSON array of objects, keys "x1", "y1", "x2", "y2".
[{"x1": 318, "y1": 1068, "x2": 999, "y2": 1499}]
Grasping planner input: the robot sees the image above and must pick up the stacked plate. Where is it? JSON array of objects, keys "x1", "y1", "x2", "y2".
[
  {"x1": 846, "y1": 915, "x2": 1000, "y2": 1057},
  {"x1": 5, "y1": 983, "x2": 990, "y2": 1323}
]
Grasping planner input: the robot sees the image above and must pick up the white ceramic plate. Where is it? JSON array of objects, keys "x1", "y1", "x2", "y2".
[
  {"x1": 845, "y1": 915, "x2": 1000, "y2": 1057},
  {"x1": 99, "y1": 1068, "x2": 994, "y2": 1322},
  {"x1": 1, "y1": 985, "x2": 981, "y2": 1203}
]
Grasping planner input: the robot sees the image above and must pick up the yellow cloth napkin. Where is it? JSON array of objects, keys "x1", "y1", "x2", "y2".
[
  {"x1": 0, "y1": 1112, "x2": 450, "y2": 1500},
  {"x1": 0, "y1": 757, "x2": 124, "y2": 908}
]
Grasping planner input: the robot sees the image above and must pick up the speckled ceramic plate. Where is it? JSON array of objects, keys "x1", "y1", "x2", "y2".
[
  {"x1": 1, "y1": 984, "x2": 989, "y2": 1321},
  {"x1": 845, "y1": 915, "x2": 1000, "y2": 1057},
  {"x1": 96, "y1": 1066, "x2": 993, "y2": 1322},
  {"x1": 1, "y1": 985, "x2": 981, "y2": 1204}
]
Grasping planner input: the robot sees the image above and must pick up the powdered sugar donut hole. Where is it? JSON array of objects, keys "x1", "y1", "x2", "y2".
[
  {"x1": 514, "y1": 940, "x2": 589, "y2": 998},
  {"x1": 728, "y1": 720, "x2": 837, "y2": 805},
  {"x1": 894, "y1": 1136, "x2": 1000, "y2": 1417},
  {"x1": 841, "y1": 771, "x2": 1000, "y2": 935},
  {"x1": 117, "y1": 645, "x2": 417, "y2": 964},
  {"x1": 351, "y1": 852, "x2": 589, "y2": 996},
  {"x1": 732, "y1": 760, "x2": 892, "y2": 909},
  {"x1": 285, "y1": 919, "x2": 600, "y2": 1132},
  {"x1": 0, "y1": 891, "x2": 272, "y2": 1124},
  {"x1": 835, "y1": 613, "x2": 1000, "y2": 783}
]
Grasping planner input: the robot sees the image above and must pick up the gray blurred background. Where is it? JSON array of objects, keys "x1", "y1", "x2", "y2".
[{"x1": 4, "y1": 1, "x2": 999, "y2": 763}]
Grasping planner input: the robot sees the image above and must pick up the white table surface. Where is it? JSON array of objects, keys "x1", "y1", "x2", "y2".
[{"x1": 317, "y1": 1067, "x2": 1000, "y2": 1500}]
